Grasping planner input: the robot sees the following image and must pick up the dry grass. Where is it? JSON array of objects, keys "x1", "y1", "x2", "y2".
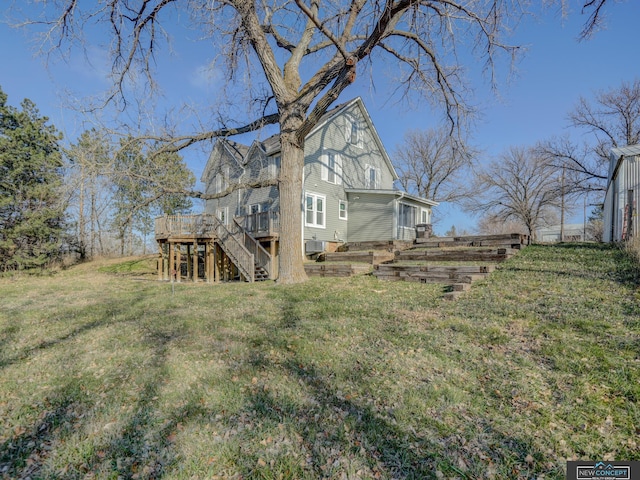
[{"x1": 0, "y1": 243, "x2": 638, "y2": 479}]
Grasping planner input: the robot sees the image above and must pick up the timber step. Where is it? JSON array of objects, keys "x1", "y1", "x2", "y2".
[
  {"x1": 320, "y1": 250, "x2": 395, "y2": 265},
  {"x1": 337, "y1": 240, "x2": 414, "y2": 252},
  {"x1": 396, "y1": 247, "x2": 518, "y2": 262},
  {"x1": 415, "y1": 233, "x2": 529, "y2": 249},
  {"x1": 373, "y1": 264, "x2": 492, "y2": 284},
  {"x1": 305, "y1": 263, "x2": 371, "y2": 278}
]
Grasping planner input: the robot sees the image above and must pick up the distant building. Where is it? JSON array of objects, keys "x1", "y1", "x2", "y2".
[
  {"x1": 536, "y1": 224, "x2": 586, "y2": 243},
  {"x1": 603, "y1": 144, "x2": 640, "y2": 242}
]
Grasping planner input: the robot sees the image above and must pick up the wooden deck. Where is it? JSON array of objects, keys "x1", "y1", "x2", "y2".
[{"x1": 154, "y1": 214, "x2": 277, "y2": 283}]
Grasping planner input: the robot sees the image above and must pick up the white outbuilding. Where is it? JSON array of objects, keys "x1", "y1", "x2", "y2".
[{"x1": 603, "y1": 144, "x2": 640, "y2": 242}]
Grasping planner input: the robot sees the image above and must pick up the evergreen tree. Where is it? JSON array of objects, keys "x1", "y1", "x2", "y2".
[{"x1": 0, "y1": 87, "x2": 66, "y2": 271}]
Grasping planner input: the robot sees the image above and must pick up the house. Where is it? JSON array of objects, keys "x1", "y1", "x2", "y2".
[
  {"x1": 603, "y1": 144, "x2": 640, "y2": 242},
  {"x1": 155, "y1": 97, "x2": 437, "y2": 282},
  {"x1": 201, "y1": 97, "x2": 437, "y2": 256}
]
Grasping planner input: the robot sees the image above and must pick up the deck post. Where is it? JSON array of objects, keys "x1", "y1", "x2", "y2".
[
  {"x1": 186, "y1": 243, "x2": 192, "y2": 281},
  {"x1": 168, "y1": 242, "x2": 175, "y2": 283},
  {"x1": 176, "y1": 244, "x2": 182, "y2": 283},
  {"x1": 157, "y1": 241, "x2": 163, "y2": 281},
  {"x1": 193, "y1": 240, "x2": 198, "y2": 282}
]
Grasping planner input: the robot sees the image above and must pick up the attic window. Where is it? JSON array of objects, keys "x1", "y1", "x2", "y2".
[
  {"x1": 345, "y1": 116, "x2": 363, "y2": 148},
  {"x1": 365, "y1": 164, "x2": 380, "y2": 189}
]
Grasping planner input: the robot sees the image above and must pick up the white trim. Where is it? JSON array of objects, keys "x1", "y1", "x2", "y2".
[
  {"x1": 339, "y1": 200, "x2": 348, "y2": 220},
  {"x1": 305, "y1": 192, "x2": 326, "y2": 228},
  {"x1": 420, "y1": 208, "x2": 430, "y2": 224},
  {"x1": 323, "y1": 151, "x2": 342, "y2": 185},
  {"x1": 365, "y1": 164, "x2": 381, "y2": 189}
]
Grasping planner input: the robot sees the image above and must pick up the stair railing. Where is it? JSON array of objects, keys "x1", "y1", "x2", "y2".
[
  {"x1": 210, "y1": 216, "x2": 254, "y2": 282},
  {"x1": 232, "y1": 219, "x2": 272, "y2": 279}
]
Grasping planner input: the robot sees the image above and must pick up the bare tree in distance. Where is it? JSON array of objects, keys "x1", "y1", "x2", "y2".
[
  {"x1": 15, "y1": 0, "x2": 622, "y2": 283},
  {"x1": 467, "y1": 146, "x2": 562, "y2": 241},
  {"x1": 538, "y1": 78, "x2": 640, "y2": 196},
  {"x1": 395, "y1": 127, "x2": 476, "y2": 203},
  {"x1": 475, "y1": 215, "x2": 528, "y2": 236}
]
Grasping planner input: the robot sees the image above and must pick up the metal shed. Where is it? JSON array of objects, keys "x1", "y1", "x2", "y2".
[{"x1": 604, "y1": 144, "x2": 640, "y2": 242}]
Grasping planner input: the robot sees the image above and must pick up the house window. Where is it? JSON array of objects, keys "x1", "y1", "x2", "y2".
[
  {"x1": 322, "y1": 152, "x2": 342, "y2": 185},
  {"x1": 217, "y1": 207, "x2": 228, "y2": 225},
  {"x1": 365, "y1": 165, "x2": 381, "y2": 189},
  {"x1": 268, "y1": 155, "x2": 281, "y2": 177},
  {"x1": 345, "y1": 116, "x2": 363, "y2": 148},
  {"x1": 420, "y1": 208, "x2": 430, "y2": 224},
  {"x1": 249, "y1": 203, "x2": 261, "y2": 214},
  {"x1": 214, "y1": 165, "x2": 229, "y2": 194},
  {"x1": 399, "y1": 203, "x2": 417, "y2": 229},
  {"x1": 305, "y1": 193, "x2": 325, "y2": 228},
  {"x1": 339, "y1": 200, "x2": 348, "y2": 220}
]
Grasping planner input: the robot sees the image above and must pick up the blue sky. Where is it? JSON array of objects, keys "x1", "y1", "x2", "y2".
[{"x1": 1, "y1": 1, "x2": 639, "y2": 233}]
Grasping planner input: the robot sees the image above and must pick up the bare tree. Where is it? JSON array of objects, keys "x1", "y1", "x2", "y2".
[
  {"x1": 65, "y1": 129, "x2": 114, "y2": 259},
  {"x1": 394, "y1": 127, "x2": 475, "y2": 204},
  {"x1": 475, "y1": 215, "x2": 527, "y2": 236},
  {"x1": 16, "y1": 0, "x2": 619, "y2": 283},
  {"x1": 468, "y1": 146, "x2": 562, "y2": 240},
  {"x1": 538, "y1": 78, "x2": 640, "y2": 195}
]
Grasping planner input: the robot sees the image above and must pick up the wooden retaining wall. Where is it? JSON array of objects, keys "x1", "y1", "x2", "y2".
[
  {"x1": 321, "y1": 251, "x2": 395, "y2": 265},
  {"x1": 305, "y1": 263, "x2": 372, "y2": 277}
]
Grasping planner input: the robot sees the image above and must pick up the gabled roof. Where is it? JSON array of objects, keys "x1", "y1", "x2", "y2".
[
  {"x1": 607, "y1": 144, "x2": 640, "y2": 189},
  {"x1": 307, "y1": 97, "x2": 399, "y2": 180},
  {"x1": 201, "y1": 97, "x2": 398, "y2": 179},
  {"x1": 201, "y1": 139, "x2": 248, "y2": 182}
]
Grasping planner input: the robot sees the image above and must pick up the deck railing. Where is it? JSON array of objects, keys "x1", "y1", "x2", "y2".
[
  {"x1": 237, "y1": 211, "x2": 280, "y2": 236},
  {"x1": 155, "y1": 214, "x2": 217, "y2": 238}
]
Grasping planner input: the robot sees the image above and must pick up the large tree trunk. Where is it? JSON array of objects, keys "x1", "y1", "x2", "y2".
[{"x1": 277, "y1": 129, "x2": 308, "y2": 284}]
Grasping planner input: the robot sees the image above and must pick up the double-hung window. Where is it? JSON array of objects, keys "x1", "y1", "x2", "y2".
[
  {"x1": 268, "y1": 155, "x2": 281, "y2": 178},
  {"x1": 339, "y1": 200, "x2": 348, "y2": 220},
  {"x1": 214, "y1": 165, "x2": 229, "y2": 194},
  {"x1": 322, "y1": 152, "x2": 342, "y2": 185},
  {"x1": 305, "y1": 193, "x2": 325, "y2": 228}
]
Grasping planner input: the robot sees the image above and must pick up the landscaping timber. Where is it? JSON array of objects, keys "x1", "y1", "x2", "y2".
[
  {"x1": 320, "y1": 251, "x2": 395, "y2": 265},
  {"x1": 395, "y1": 248, "x2": 517, "y2": 262},
  {"x1": 305, "y1": 263, "x2": 371, "y2": 277}
]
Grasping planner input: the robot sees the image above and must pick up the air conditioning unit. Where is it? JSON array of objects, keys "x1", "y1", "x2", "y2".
[{"x1": 305, "y1": 240, "x2": 325, "y2": 253}]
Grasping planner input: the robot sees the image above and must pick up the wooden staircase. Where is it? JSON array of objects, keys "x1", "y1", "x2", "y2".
[{"x1": 212, "y1": 216, "x2": 273, "y2": 282}]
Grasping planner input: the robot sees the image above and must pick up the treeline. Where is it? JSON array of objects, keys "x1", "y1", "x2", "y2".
[{"x1": 0, "y1": 86, "x2": 195, "y2": 272}]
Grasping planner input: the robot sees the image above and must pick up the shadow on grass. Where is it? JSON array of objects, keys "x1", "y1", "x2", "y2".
[{"x1": 0, "y1": 291, "x2": 186, "y2": 479}]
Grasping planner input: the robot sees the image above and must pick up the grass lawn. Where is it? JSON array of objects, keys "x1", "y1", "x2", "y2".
[{"x1": 0, "y1": 244, "x2": 638, "y2": 479}]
